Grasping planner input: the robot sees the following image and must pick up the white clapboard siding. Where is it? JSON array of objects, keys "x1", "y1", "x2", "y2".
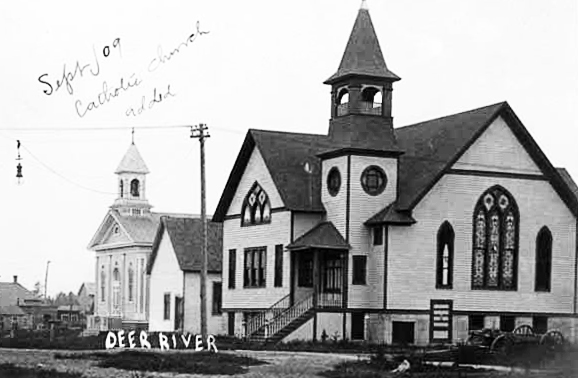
[
  {"x1": 347, "y1": 156, "x2": 397, "y2": 309},
  {"x1": 387, "y1": 173, "x2": 576, "y2": 314},
  {"x1": 223, "y1": 212, "x2": 291, "y2": 308},
  {"x1": 226, "y1": 146, "x2": 284, "y2": 216},
  {"x1": 322, "y1": 156, "x2": 349, "y2": 238},
  {"x1": 148, "y1": 230, "x2": 184, "y2": 332},
  {"x1": 183, "y1": 273, "x2": 225, "y2": 336},
  {"x1": 452, "y1": 116, "x2": 541, "y2": 174}
]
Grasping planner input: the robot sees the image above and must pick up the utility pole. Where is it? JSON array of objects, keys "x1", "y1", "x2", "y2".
[
  {"x1": 44, "y1": 260, "x2": 51, "y2": 299},
  {"x1": 191, "y1": 123, "x2": 210, "y2": 337}
]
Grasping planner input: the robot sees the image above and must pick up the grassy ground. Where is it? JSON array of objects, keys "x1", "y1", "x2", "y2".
[
  {"x1": 0, "y1": 364, "x2": 84, "y2": 378},
  {"x1": 53, "y1": 350, "x2": 266, "y2": 375}
]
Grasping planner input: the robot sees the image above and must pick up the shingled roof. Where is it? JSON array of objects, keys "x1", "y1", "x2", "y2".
[
  {"x1": 324, "y1": 3, "x2": 399, "y2": 84},
  {"x1": 213, "y1": 102, "x2": 578, "y2": 222},
  {"x1": 287, "y1": 222, "x2": 350, "y2": 251},
  {"x1": 147, "y1": 216, "x2": 223, "y2": 274},
  {"x1": 115, "y1": 143, "x2": 149, "y2": 174},
  {"x1": 0, "y1": 282, "x2": 38, "y2": 308}
]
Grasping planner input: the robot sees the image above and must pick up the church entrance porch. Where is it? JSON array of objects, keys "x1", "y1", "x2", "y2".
[{"x1": 290, "y1": 249, "x2": 347, "y2": 309}]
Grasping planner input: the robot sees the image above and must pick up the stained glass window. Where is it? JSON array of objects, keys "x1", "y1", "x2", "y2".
[
  {"x1": 472, "y1": 186, "x2": 518, "y2": 290},
  {"x1": 241, "y1": 183, "x2": 272, "y2": 226}
]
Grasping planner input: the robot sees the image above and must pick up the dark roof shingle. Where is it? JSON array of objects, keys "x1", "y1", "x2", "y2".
[
  {"x1": 287, "y1": 222, "x2": 350, "y2": 251},
  {"x1": 148, "y1": 217, "x2": 222, "y2": 274}
]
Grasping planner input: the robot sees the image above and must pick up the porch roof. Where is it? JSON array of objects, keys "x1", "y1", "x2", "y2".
[
  {"x1": 365, "y1": 202, "x2": 416, "y2": 226},
  {"x1": 287, "y1": 222, "x2": 350, "y2": 251}
]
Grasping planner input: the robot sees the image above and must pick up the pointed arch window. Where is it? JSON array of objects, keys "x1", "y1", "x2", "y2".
[
  {"x1": 128, "y1": 263, "x2": 135, "y2": 302},
  {"x1": 120, "y1": 180, "x2": 124, "y2": 198},
  {"x1": 472, "y1": 186, "x2": 518, "y2": 290},
  {"x1": 535, "y1": 226, "x2": 552, "y2": 292},
  {"x1": 130, "y1": 179, "x2": 140, "y2": 198},
  {"x1": 241, "y1": 182, "x2": 271, "y2": 226},
  {"x1": 436, "y1": 221, "x2": 454, "y2": 289}
]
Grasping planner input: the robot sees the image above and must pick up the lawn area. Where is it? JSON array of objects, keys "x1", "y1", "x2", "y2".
[{"x1": 0, "y1": 364, "x2": 84, "y2": 378}]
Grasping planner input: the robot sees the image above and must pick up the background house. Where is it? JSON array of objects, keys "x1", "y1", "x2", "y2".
[{"x1": 147, "y1": 216, "x2": 223, "y2": 335}]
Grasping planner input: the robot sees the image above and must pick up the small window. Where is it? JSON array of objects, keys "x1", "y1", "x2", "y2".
[
  {"x1": 392, "y1": 321, "x2": 415, "y2": 344},
  {"x1": 468, "y1": 315, "x2": 485, "y2": 331},
  {"x1": 533, "y1": 316, "x2": 548, "y2": 334},
  {"x1": 274, "y1": 245, "x2": 283, "y2": 287},
  {"x1": 212, "y1": 282, "x2": 222, "y2": 315},
  {"x1": 327, "y1": 167, "x2": 341, "y2": 197},
  {"x1": 500, "y1": 315, "x2": 516, "y2": 332},
  {"x1": 128, "y1": 264, "x2": 134, "y2": 302},
  {"x1": 163, "y1": 293, "x2": 171, "y2": 320},
  {"x1": 298, "y1": 254, "x2": 313, "y2": 287},
  {"x1": 361, "y1": 166, "x2": 387, "y2": 196},
  {"x1": 373, "y1": 226, "x2": 383, "y2": 246},
  {"x1": 352, "y1": 256, "x2": 367, "y2": 285},
  {"x1": 228, "y1": 249, "x2": 236, "y2": 289}
]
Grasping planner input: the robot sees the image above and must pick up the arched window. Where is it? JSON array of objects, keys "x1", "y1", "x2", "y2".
[
  {"x1": 241, "y1": 182, "x2": 271, "y2": 226},
  {"x1": 535, "y1": 226, "x2": 552, "y2": 292},
  {"x1": 128, "y1": 264, "x2": 135, "y2": 302},
  {"x1": 336, "y1": 88, "x2": 349, "y2": 116},
  {"x1": 436, "y1": 221, "x2": 454, "y2": 289},
  {"x1": 100, "y1": 267, "x2": 106, "y2": 302},
  {"x1": 112, "y1": 267, "x2": 121, "y2": 313},
  {"x1": 119, "y1": 180, "x2": 124, "y2": 198},
  {"x1": 130, "y1": 179, "x2": 140, "y2": 198},
  {"x1": 472, "y1": 186, "x2": 518, "y2": 290}
]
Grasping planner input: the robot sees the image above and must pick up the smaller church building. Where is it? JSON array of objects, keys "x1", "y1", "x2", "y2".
[
  {"x1": 87, "y1": 143, "x2": 197, "y2": 331},
  {"x1": 213, "y1": 2, "x2": 578, "y2": 345}
]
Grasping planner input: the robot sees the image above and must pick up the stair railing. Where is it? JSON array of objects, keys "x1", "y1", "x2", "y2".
[
  {"x1": 245, "y1": 293, "x2": 292, "y2": 337},
  {"x1": 265, "y1": 293, "x2": 314, "y2": 338}
]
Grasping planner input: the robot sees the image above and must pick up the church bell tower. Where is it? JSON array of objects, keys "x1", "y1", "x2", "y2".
[
  {"x1": 324, "y1": 0, "x2": 401, "y2": 152},
  {"x1": 112, "y1": 142, "x2": 152, "y2": 216}
]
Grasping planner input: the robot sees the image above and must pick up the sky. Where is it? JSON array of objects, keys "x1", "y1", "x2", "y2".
[{"x1": 0, "y1": 0, "x2": 576, "y2": 297}]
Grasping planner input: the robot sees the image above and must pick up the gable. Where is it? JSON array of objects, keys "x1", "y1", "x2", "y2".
[
  {"x1": 101, "y1": 220, "x2": 132, "y2": 245},
  {"x1": 226, "y1": 146, "x2": 284, "y2": 216},
  {"x1": 452, "y1": 116, "x2": 541, "y2": 175},
  {"x1": 150, "y1": 228, "x2": 181, "y2": 276}
]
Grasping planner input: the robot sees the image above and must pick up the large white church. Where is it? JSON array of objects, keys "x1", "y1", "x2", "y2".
[{"x1": 212, "y1": 2, "x2": 578, "y2": 345}]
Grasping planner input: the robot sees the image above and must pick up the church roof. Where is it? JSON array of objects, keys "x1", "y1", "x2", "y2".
[
  {"x1": 115, "y1": 143, "x2": 149, "y2": 174},
  {"x1": 287, "y1": 222, "x2": 350, "y2": 251},
  {"x1": 87, "y1": 210, "x2": 199, "y2": 249},
  {"x1": 147, "y1": 216, "x2": 222, "y2": 274},
  {"x1": 365, "y1": 202, "x2": 416, "y2": 226},
  {"x1": 324, "y1": 3, "x2": 400, "y2": 84},
  {"x1": 213, "y1": 101, "x2": 578, "y2": 222}
]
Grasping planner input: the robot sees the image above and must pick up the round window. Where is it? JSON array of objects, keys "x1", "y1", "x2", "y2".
[
  {"x1": 327, "y1": 167, "x2": 341, "y2": 197},
  {"x1": 361, "y1": 166, "x2": 387, "y2": 196}
]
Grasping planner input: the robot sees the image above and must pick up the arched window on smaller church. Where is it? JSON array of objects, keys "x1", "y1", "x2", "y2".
[
  {"x1": 436, "y1": 221, "x2": 454, "y2": 289},
  {"x1": 112, "y1": 267, "x2": 121, "y2": 313},
  {"x1": 535, "y1": 226, "x2": 552, "y2": 292},
  {"x1": 100, "y1": 267, "x2": 105, "y2": 302},
  {"x1": 241, "y1": 182, "x2": 271, "y2": 226},
  {"x1": 128, "y1": 264, "x2": 134, "y2": 302},
  {"x1": 130, "y1": 179, "x2": 140, "y2": 198},
  {"x1": 119, "y1": 180, "x2": 124, "y2": 198}
]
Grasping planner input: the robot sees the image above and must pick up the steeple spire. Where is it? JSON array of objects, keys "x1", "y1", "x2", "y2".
[{"x1": 324, "y1": 3, "x2": 399, "y2": 85}]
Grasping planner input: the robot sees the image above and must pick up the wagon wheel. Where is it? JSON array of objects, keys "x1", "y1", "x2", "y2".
[
  {"x1": 513, "y1": 324, "x2": 534, "y2": 336},
  {"x1": 540, "y1": 330, "x2": 564, "y2": 350},
  {"x1": 490, "y1": 334, "x2": 513, "y2": 356}
]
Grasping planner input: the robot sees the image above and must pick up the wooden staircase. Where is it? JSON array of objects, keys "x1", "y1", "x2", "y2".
[{"x1": 246, "y1": 293, "x2": 314, "y2": 344}]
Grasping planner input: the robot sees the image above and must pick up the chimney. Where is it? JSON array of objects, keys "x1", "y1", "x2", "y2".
[{"x1": 13, "y1": 275, "x2": 17, "y2": 283}]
